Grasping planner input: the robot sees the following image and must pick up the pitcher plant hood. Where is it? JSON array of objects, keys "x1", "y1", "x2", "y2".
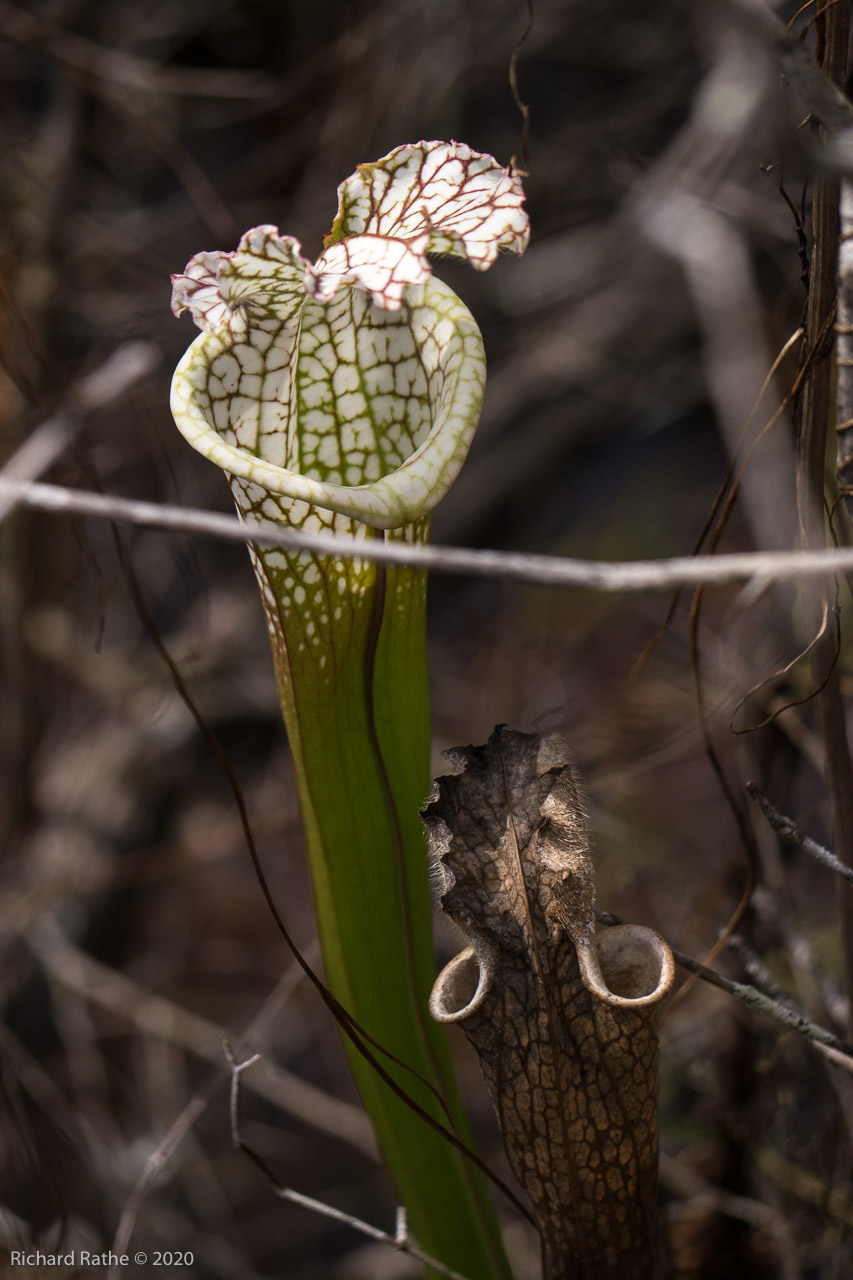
[
  {"x1": 168, "y1": 141, "x2": 529, "y2": 1280},
  {"x1": 170, "y1": 140, "x2": 529, "y2": 530}
]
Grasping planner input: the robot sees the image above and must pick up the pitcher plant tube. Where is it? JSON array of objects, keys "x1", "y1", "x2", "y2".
[{"x1": 170, "y1": 142, "x2": 529, "y2": 1278}]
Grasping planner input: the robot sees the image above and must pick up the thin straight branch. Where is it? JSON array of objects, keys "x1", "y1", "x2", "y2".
[
  {"x1": 726, "y1": 931, "x2": 849, "y2": 1055},
  {"x1": 17, "y1": 477, "x2": 853, "y2": 591},
  {"x1": 107, "y1": 1096, "x2": 209, "y2": 1280},
  {"x1": 223, "y1": 1045, "x2": 474, "y2": 1280},
  {"x1": 748, "y1": 782, "x2": 853, "y2": 884},
  {"x1": 595, "y1": 909, "x2": 853, "y2": 1068},
  {"x1": 676, "y1": 952, "x2": 853, "y2": 1069}
]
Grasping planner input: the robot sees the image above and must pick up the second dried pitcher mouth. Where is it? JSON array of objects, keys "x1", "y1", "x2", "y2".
[{"x1": 574, "y1": 924, "x2": 675, "y2": 1009}]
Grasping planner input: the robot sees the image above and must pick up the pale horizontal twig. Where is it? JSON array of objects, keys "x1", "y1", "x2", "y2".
[{"x1": 8, "y1": 476, "x2": 853, "y2": 592}]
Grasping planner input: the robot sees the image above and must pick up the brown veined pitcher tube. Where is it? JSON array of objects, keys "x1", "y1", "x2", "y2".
[{"x1": 424, "y1": 726, "x2": 675, "y2": 1280}]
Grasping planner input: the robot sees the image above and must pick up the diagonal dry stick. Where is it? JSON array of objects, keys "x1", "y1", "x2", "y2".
[
  {"x1": 748, "y1": 782, "x2": 853, "y2": 885},
  {"x1": 595, "y1": 908, "x2": 853, "y2": 1068},
  {"x1": 0, "y1": 342, "x2": 157, "y2": 522}
]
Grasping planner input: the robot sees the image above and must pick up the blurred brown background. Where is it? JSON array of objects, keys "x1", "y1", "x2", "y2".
[{"x1": 1, "y1": 0, "x2": 851, "y2": 1276}]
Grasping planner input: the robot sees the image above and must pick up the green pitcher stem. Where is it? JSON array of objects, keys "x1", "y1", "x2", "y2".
[{"x1": 249, "y1": 523, "x2": 512, "y2": 1279}]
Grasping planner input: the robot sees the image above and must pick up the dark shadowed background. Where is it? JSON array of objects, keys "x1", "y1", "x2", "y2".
[{"x1": 1, "y1": 1, "x2": 851, "y2": 1277}]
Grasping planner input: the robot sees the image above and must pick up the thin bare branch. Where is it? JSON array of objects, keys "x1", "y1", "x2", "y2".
[
  {"x1": 751, "y1": 885, "x2": 850, "y2": 1036},
  {"x1": 748, "y1": 782, "x2": 853, "y2": 885},
  {"x1": 11, "y1": 478, "x2": 853, "y2": 592},
  {"x1": 105, "y1": 938, "x2": 346, "y2": 1275},
  {"x1": 595, "y1": 909, "x2": 853, "y2": 1068},
  {"x1": 107, "y1": 1095, "x2": 209, "y2": 1280},
  {"x1": 223, "y1": 1045, "x2": 474, "y2": 1280}
]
